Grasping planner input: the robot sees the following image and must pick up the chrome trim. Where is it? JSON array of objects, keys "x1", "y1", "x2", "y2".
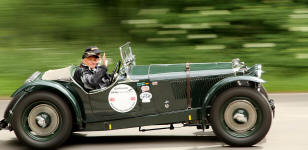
[
  {"x1": 148, "y1": 69, "x2": 234, "y2": 81},
  {"x1": 119, "y1": 42, "x2": 136, "y2": 75},
  {"x1": 24, "y1": 71, "x2": 41, "y2": 83},
  {"x1": 120, "y1": 42, "x2": 131, "y2": 62},
  {"x1": 257, "y1": 64, "x2": 262, "y2": 78}
]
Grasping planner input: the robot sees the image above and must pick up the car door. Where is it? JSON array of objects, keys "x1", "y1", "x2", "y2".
[{"x1": 88, "y1": 78, "x2": 164, "y2": 122}]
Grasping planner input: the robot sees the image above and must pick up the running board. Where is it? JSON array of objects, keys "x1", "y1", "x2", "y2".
[
  {"x1": 183, "y1": 123, "x2": 204, "y2": 129},
  {"x1": 139, "y1": 124, "x2": 174, "y2": 132}
]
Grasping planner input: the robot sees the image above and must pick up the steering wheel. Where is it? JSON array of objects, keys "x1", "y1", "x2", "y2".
[{"x1": 110, "y1": 60, "x2": 121, "y2": 82}]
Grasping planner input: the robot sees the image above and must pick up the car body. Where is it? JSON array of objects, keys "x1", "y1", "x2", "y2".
[{"x1": 0, "y1": 42, "x2": 275, "y2": 149}]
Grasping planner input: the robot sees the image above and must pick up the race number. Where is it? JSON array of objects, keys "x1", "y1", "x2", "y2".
[{"x1": 108, "y1": 84, "x2": 137, "y2": 113}]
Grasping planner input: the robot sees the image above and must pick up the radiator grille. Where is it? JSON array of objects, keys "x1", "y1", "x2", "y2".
[{"x1": 170, "y1": 74, "x2": 232, "y2": 105}]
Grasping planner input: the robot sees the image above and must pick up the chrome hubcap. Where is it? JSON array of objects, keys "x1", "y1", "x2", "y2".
[
  {"x1": 233, "y1": 109, "x2": 248, "y2": 124},
  {"x1": 35, "y1": 113, "x2": 51, "y2": 128},
  {"x1": 28, "y1": 104, "x2": 59, "y2": 136},
  {"x1": 224, "y1": 100, "x2": 257, "y2": 133}
]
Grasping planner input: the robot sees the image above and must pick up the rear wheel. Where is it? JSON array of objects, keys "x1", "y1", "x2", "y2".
[
  {"x1": 12, "y1": 92, "x2": 72, "y2": 149},
  {"x1": 210, "y1": 87, "x2": 272, "y2": 146}
]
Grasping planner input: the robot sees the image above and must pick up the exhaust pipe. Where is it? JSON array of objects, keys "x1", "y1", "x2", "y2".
[{"x1": 0, "y1": 119, "x2": 7, "y2": 130}]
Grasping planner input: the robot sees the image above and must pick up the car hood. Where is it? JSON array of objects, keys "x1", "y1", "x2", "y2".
[{"x1": 129, "y1": 62, "x2": 234, "y2": 81}]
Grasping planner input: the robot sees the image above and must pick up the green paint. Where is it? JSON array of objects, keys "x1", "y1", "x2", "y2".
[
  {"x1": 130, "y1": 65, "x2": 150, "y2": 76},
  {"x1": 129, "y1": 63, "x2": 233, "y2": 76},
  {"x1": 203, "y1": 76, "x2": 265, "y2": 110},
  {"x1": 149, "y1": 63, "x2": 232, "y2": 74},
  {"x1": 8, "y1": 79, "x2": 83, "y2": 128},
  {"x1": 85, "y1": 108, "x2": 201, "y2": 131}
]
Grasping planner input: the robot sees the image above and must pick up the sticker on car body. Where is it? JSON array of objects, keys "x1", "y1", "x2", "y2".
[
  {"x1": 140, "y1": 92, "x2": 152, "y2": 103},
  {"x1": 141, "y1": 86, "x2": 150, "y2": 92},
  {"x1": 137, "y1": 81, "x2": 158, "y2": 86},
  {"x1": 152, "y1": 81, "x2": 158, "y2": 85},
  {"x1": 108, "y1": 84, "x2": 137, "y2": 113}
]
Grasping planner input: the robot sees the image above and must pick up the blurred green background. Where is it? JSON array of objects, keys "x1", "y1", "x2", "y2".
[{"x1": 1, "y1": 0, "x2": 308, "y2": 96}]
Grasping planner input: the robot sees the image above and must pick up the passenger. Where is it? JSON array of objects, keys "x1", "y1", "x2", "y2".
[{"x1": 74, "y1": 46, "x2": 111, "y2": 91}]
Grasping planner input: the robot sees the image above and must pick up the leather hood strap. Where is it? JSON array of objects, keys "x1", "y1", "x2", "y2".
[{"x1": 186, "y1": 63, "x2": 191, "y2": 109}]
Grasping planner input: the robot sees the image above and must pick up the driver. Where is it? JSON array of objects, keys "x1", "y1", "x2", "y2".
[{"x1": 74, "y1": 46, "x2": 111, "y2": 91}]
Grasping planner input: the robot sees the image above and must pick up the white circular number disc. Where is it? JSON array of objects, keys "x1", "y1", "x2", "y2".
[{"x1": 108, "y1": 84, "x2": 137, "y2": 113}]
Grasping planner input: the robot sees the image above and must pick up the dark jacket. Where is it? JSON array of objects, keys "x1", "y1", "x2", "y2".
[{"x1": 74, "y1": 64, "x2": 111, "y2": 91}]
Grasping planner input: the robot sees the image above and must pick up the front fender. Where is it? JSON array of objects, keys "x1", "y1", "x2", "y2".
[
  {"x1": 8, "y1": 80, "x2": 83, "y2": 128},
  {"x1": 202, "y1": 76, "x2": 265, "y2": 110}
]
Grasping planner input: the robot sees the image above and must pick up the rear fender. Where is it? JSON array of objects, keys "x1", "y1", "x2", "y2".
[{"x1": 9, "y1": 80, "x2": 84, "y2": 129}]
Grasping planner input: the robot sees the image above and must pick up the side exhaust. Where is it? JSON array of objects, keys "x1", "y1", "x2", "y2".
[{"x1": 0, "y1": 119, "x2": 7, "y2": 130}]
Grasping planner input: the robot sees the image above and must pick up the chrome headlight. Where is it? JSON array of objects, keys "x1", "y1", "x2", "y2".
[
  {"x1": 232, "y1": 58, "x2": 240, "y2": 68},
  {"x1": 256, "y1": 64, "x2": 262, "y2": 78},
  {"x1": 24, "y1": 71, "x2": 41, "y2": 83},
  {"x1": 232, "y1": 58, "x2": 246, "y2": 73}
]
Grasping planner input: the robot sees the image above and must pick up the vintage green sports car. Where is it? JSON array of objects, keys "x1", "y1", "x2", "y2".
[{"x1": 0, "y1": 42, "x2": 275, "y2": 149}]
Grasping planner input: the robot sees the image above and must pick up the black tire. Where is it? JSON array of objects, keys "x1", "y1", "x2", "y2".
[
  {"x1": 260, "y1": 85, "x2": 268, "y2": 99},
  {"x1": 12, "y1": 92, "x2": 72, "y2": 149},
  {"x1": 210, "y1": 87, "x2": 272, "y2": 146}
]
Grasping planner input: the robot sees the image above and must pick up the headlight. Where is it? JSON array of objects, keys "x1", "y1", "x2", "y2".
[
  {"x1": 257, "y1": 64, "x2": 262, "y2": 78},
  {"x1": 232, "y1": 58, "x2": 246, "y2": 73},
  {"x1": 232, "y1": 58, "x2": 240, "y2": 68},
  {"x1": 24, "y1": 71, "x2": 41, "y2": 83}
]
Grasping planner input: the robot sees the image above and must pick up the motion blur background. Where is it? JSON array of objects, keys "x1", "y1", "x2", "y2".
[{"x1": 0, "y1": 0, "x2": 308, "y2": 96}]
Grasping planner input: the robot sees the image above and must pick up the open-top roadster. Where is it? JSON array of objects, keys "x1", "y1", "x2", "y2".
[{"x1": 0, "y1": 42, "x2": 275, "y2": 149}]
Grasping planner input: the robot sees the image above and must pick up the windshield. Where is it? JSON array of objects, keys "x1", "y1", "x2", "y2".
[{"x1": 120, "y1": 42, "x2": 136, "y2": 74}]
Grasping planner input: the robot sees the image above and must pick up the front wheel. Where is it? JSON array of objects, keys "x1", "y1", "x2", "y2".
[
  {"x1": 12, "y1": 92, "x2": 72, "y2": 149},
  {"x1": 210, "y1": 87, "x2": 272, "y2": 146}
]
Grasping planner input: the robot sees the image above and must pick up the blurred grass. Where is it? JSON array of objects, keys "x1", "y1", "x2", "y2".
[
  {"x1": 1, "y1": 43, "x2": 308, "y2": 96},
  {"x1": 1, "y1": 0, "x2": 308, "y2": 96}
]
